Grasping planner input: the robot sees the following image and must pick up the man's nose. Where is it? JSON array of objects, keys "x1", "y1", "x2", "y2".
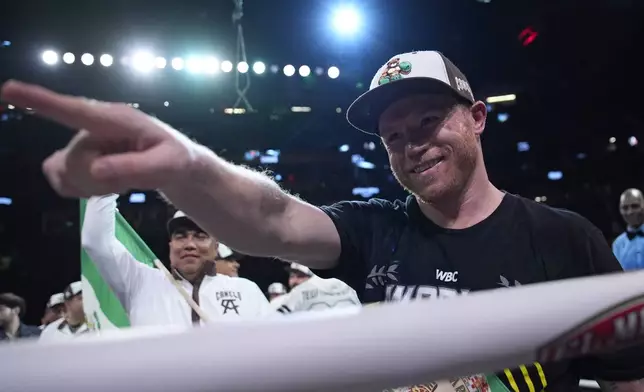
[
  {"x1": 182, "y1": 237, "x2": 197, "y2": 250},
  {"x1": 405, "y1": 141, "x2": 428, "y2": 160}
]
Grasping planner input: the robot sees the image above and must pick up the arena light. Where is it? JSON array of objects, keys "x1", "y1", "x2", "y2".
[
  {"x1": 629, "y1": 136, "x2": 638, "y2": 147},
  {"x1": 299, "y1": 65, "x2": 311, "y2": 77},
  {"x1": 171, "y1": 57, "x2": 184, "y2": 71},
  {"x1": 186, "y1": 57, "x2": 206, "y2": 74},
  {"x1": 315, "y1": 67, "x2": 324, "y2": 76},
  {"x1": 164, "y1": 101, "x2": 170, "y2": 107},
  {"x1": 547, "y1": 171, "x2": 563, "y2": 181},
  {"x1": 237, "y1": 61, "x2": 249, "y2": 74},
  {"x1": 224, "y1": 108, "x2": 246, "y2": 115},
  {"x1": 328, "y1": 66, "x2": 340, "y2": 79},
  {"x1": 205, "y1": 57, "x2": 219, "y2": 74},
  {"x1": 42, "y1": 50, "x2": 58, "y2": 65},
  {"x1": 221, "y1": 60, "x2": 233, "y2": 73},
  {"x1": 132, "y1": 52, "x2": 154, "y2": 72},
  {"x1": 331, "y1": 5, "x2": 361, "y2": 36},
  {"x1": 155, "y1": 57, "x2": 167, "y2": 69},
  {"x1": 283, "y1": 64, "x2": 295, "y2": 77},
  {"x1": 81, "y1": 53, "x2": 94, "y2": 66},
  {"x1": 291, "y1": 106, "x2": 311, "y2": 113},
  {"x1": 486, "y1": 94, "x2": 516, "y2": 103},
  {"x1": 62, "y1": 52, "x2": 75, "y2": 64},
  {"x1": 252, "y1": 61, "x2": 266, "y2": 74},
  {"x1": 270, "y1": 64, "x2": 279, "y2": 74},
  {"x1": 99, "y1": 54, "x2": 113, "y2": 67},
  {"x1": 517, "y1": 141, "x2": 530, "y2": 152}
]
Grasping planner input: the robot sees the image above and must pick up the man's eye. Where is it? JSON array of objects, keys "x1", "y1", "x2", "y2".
[
  {"x1": 420, "y1": 116, "x2": 440, "y2": 128},
  {"x1": 386, "y1": 133, "x2": 401, "y2": 143}
]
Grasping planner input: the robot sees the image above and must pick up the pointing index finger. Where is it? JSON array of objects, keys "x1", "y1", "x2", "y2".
[{"x1": 0, "y1": 80, "x2": 109, "y2": 132}]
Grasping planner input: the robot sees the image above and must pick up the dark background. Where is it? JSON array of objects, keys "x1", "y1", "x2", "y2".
[{"x1": 0, "y1": 0, "x2": 643, "y2": 324}]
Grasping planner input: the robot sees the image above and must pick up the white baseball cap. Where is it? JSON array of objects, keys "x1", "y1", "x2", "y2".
[
  {"x1": 288, "y1": 262, "x2": 314, "y2": 277},
  {"x1": 63, "y1": 281, "x2": 82, "y2": 300},
  {"x1": 267, "y1": 282, "x2": 287, "y2": 295},
  {"x1": 47, "y1": 293, "x2": 65, "y2": 308},
  {"x1": 217, "y1": 243, "x2": 233, "y2": 259},
  {"x1": 346, "y1": 50, "x2": 475, "y2": 135}
]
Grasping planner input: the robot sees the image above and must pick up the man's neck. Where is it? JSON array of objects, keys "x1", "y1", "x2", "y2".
[
  {"x1": 66, "y1": 316, "x2": 85, "y2": 328},
  {"x1": 417, "y1": 164, "x2": 504, "y2": 229},
  {"x1": 2, "y1": 317, "x2": 20, "y2": 337}
]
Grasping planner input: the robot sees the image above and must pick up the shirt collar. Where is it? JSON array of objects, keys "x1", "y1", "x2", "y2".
[{"x1": 627, "y1": 224, "x2": 644, "y2": 233}]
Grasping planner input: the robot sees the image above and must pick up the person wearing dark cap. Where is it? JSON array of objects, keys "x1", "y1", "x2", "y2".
[
  {"x1": 0, "y1": 293, "x2": 41, "y2": 340},
  {"x1": 81, "y1": 195, "x2": 270, "y2": 327},
  {"x1": 39, "y1": 281, "x2": 90, "y2": 343},
  {"x1": 9, "y1": 49, "x2": 644, "y2": 391}
]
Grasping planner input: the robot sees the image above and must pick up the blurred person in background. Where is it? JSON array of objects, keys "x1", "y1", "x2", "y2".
[
  {"x1": 267, "y1": 282, "x2": 287, "y2": 309},
  {"x1": 40, "y1": 281, "x2": 90, "y2": 342},
  {"x1": 267, "y1": 282, "x2": 286, "y2": 301},
  {"x1": 214, "y1": 243, "x2": 240, "y2": 277},
  {"x1": 81, "y1": 195, "x2": 270, "y2": 327},
  {"x1": 275, "y1": 263, "x2": 360, "y2": 314},
  {"x1": 612, "y1": 188, "x2": 644, "y2": 270},
  {"x1": 7, "y1": 49, "x2": 644, "y2": 390},
  {"x1": 39, "y1": 292, "x2": 65, "y2": 328},
  {"x1": 0, "y1": 293, "x2": 41, "y2": 340}
]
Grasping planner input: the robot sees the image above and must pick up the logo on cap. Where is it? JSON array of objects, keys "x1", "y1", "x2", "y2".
[
  {"x1": 378, "y1": 58, "x2": 412, "y2": 85},
  {"x1": 454, "y1": 77, "x2": 473, "y2": 97}
]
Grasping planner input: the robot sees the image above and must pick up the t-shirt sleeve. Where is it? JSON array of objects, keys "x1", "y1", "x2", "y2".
[
  {"x1": 585, "y1": 221, "x2": 624, "y2": 274},
  {"x1": 573, "y1": 219, "x2": 644, "y2": 381},
  {"x1": 318, "y1": 199, "x2": 394, "y2": 294}
]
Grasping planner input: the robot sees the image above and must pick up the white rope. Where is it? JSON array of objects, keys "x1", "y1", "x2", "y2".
[{"x1": 2, "y1": 269, "x2": 643, "y2": 392}]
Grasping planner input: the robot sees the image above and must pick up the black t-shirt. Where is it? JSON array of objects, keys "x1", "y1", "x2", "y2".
[{"x1": 320, "y1": 193, "x2": 644, "y2": 392}]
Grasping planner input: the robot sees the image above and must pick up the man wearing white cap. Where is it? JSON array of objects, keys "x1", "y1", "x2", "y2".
[
  {"x1": 214, "y1": 243, "x2": 241, "y2": 277},
  {"x1": 274, "y1": 263, "x2": 359, "y2": 315},
  {"x1": 81, "y1": 195, "x2": 269, "y2": 327},
  {"x1": 267, "y1": 282, "x2": 287, "y2": 310},
  {"x1": 39, "y1": 292, "x2": 65, "y2": 328},
  {"x1": 40, "y1": 281, "x2": 90, "y2": 342},
  {"x1": 267, "y1": 282, "x2": 286, "y2": 301},
  {"x1": 9, "y1": 49, "x2": 644, "y2": 390}
]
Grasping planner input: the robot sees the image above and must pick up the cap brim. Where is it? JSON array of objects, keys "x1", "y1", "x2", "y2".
[
  {"x1": 167, "y1": 216, "x2": 203, "y2": 236},
  {"x1": 346, "y1": 77, "x2": 472, "y2": 135}
]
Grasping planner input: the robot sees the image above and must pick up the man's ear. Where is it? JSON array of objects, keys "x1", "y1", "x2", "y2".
[{"x1": 470, "y1": 101, "x2": 487, "y2": 136}]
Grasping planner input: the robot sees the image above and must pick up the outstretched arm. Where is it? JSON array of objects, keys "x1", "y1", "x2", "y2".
[
  {"x1": 81, "y1": 194, "x2": 150, "y2": 312},
  {"x1": 160, "y1": 148, "x2": 341, "y2": 269}
]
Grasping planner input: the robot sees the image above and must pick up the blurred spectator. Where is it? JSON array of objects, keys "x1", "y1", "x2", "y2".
[
  {"x1": 275, "y1": 263, "x2": 360, "y2": 314},
  {"x1": 267, "y1": 282, "x2": 286, "y2": 301},
  {"x1": 612, "y1": 188, "x2": 644, "y2": 270},
  {"x1": 267, "y1": 282, "x2": 288, "y2": 309},
  {"x1": 0, "y1": 292, "x2": 41, "y2": 340},
  {"x1": 40, "y1": 292, "x2": 65, "y2": 328},
  {"x1": 39, "y1": 281, "x2": 90, "y2": 342},
  {"x1": 215, "y1": 243, "x2": 240, "y2": 277}
]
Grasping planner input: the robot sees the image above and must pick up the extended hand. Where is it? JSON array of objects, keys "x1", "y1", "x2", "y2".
[{"x1": 1, "y1": 80, "x2": 199, "y2": 197}]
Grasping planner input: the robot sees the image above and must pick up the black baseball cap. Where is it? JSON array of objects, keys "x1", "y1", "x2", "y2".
[{"x1": 346, "y1": 50, "x2": 475, "y2": 135}]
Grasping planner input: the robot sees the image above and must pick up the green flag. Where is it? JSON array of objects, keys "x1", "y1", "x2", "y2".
[{"x1": 80, "y1": 198, "x2": 157, "y2": 330}]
